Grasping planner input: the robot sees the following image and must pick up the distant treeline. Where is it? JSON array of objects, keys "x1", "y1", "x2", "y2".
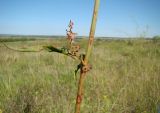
[
  {"x1": 0, "y1": 35, "x2": 159, "y2": 42},
  {"x1": 0, "y1": 37, "x2": 37, "y2": 42},
  {"x1": 0, "y1": 35, "x2": 67, "y2": 42}
]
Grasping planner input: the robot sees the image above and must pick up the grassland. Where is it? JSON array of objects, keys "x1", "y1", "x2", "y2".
[{"x1": 0, "y1": 37, "x2": 160, "y2": 113}]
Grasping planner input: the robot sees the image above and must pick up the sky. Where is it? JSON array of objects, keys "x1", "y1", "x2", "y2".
[{"x1": 0, "y1": 0, "x2": 160, "y2": 37}]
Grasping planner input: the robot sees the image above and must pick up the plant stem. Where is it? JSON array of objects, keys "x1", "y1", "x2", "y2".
[
  {"x1": 75, "y1": 0, "x2": 100, "y2": 113},
  {"x1": 84, "y1": 0, "x2": 100, "y2": 63}
]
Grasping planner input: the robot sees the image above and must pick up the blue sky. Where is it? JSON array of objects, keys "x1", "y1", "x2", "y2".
[{"x1": 0, "y1": 0, "x2": 160, "y2": 37}]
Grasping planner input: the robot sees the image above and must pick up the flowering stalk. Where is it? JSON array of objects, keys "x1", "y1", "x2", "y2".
[
  {"x1": 66, "y1": 20, "x2": 77, "y2": 47},
  {"x1": 75, "y1": 0, "x2": 100, "y2": 113}
]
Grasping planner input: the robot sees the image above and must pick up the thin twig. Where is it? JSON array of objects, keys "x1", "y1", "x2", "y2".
[{"x1": 0, "y1": 41, "x2": 43, "y2": 52}]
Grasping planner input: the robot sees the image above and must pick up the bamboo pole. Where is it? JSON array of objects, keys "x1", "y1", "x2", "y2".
[{"x1": 75, "y1": 0, "x2": 100, "y2": 113}]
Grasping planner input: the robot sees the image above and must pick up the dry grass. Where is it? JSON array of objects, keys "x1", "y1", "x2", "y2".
[{"x1": 0, "y1": 38, "x2": 160, "y2": 113}]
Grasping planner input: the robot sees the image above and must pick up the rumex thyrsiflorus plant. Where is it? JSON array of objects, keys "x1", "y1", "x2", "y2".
[{"x1": 0, "y1": 0, "x2": 100, "y2": 113}]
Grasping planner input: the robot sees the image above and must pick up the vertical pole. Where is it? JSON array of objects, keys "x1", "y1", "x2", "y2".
[{"x1": 75, "y1": 0, "x2": 100, "y2": 113}]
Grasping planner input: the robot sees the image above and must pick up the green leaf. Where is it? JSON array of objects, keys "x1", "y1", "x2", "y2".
[{"x1": 44, "y1": 46, "x2": 63, "y2": 53}]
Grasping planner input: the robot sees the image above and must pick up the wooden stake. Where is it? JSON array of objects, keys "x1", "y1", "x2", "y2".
[{"x1": 75, "y1": 0, "x2": 100, "y2": 113}]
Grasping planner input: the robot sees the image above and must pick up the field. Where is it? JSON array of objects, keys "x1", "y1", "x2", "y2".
[{"x1": 0, "y1": 37, "x2": 160, "y2": 113}]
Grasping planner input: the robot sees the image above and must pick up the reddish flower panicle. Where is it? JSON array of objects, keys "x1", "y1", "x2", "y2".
[{"x1": 66, "y1": 20, "x2": 77, "y2": 44}]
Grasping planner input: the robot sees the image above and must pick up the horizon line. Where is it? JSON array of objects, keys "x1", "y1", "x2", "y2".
[{"x1": 0, "y1": 33, "x2": 153, "y2": 38}]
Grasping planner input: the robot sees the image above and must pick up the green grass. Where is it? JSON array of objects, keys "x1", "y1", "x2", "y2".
[{"x1": 0, "y1": 38, "x2": 160, "y2": 113}]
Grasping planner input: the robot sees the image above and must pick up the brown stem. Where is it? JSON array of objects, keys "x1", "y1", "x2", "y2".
[
  {"x1": 74, "y1": 0, "x2": 100, "y2": 113},
  {"x1": 75, "y1": 70, "x2": 85, "y2": 113}
]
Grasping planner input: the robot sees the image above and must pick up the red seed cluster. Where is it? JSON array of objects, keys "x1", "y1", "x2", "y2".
[{"x1": 66, "y1": 20, "x2": 77, "y2": 44}]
